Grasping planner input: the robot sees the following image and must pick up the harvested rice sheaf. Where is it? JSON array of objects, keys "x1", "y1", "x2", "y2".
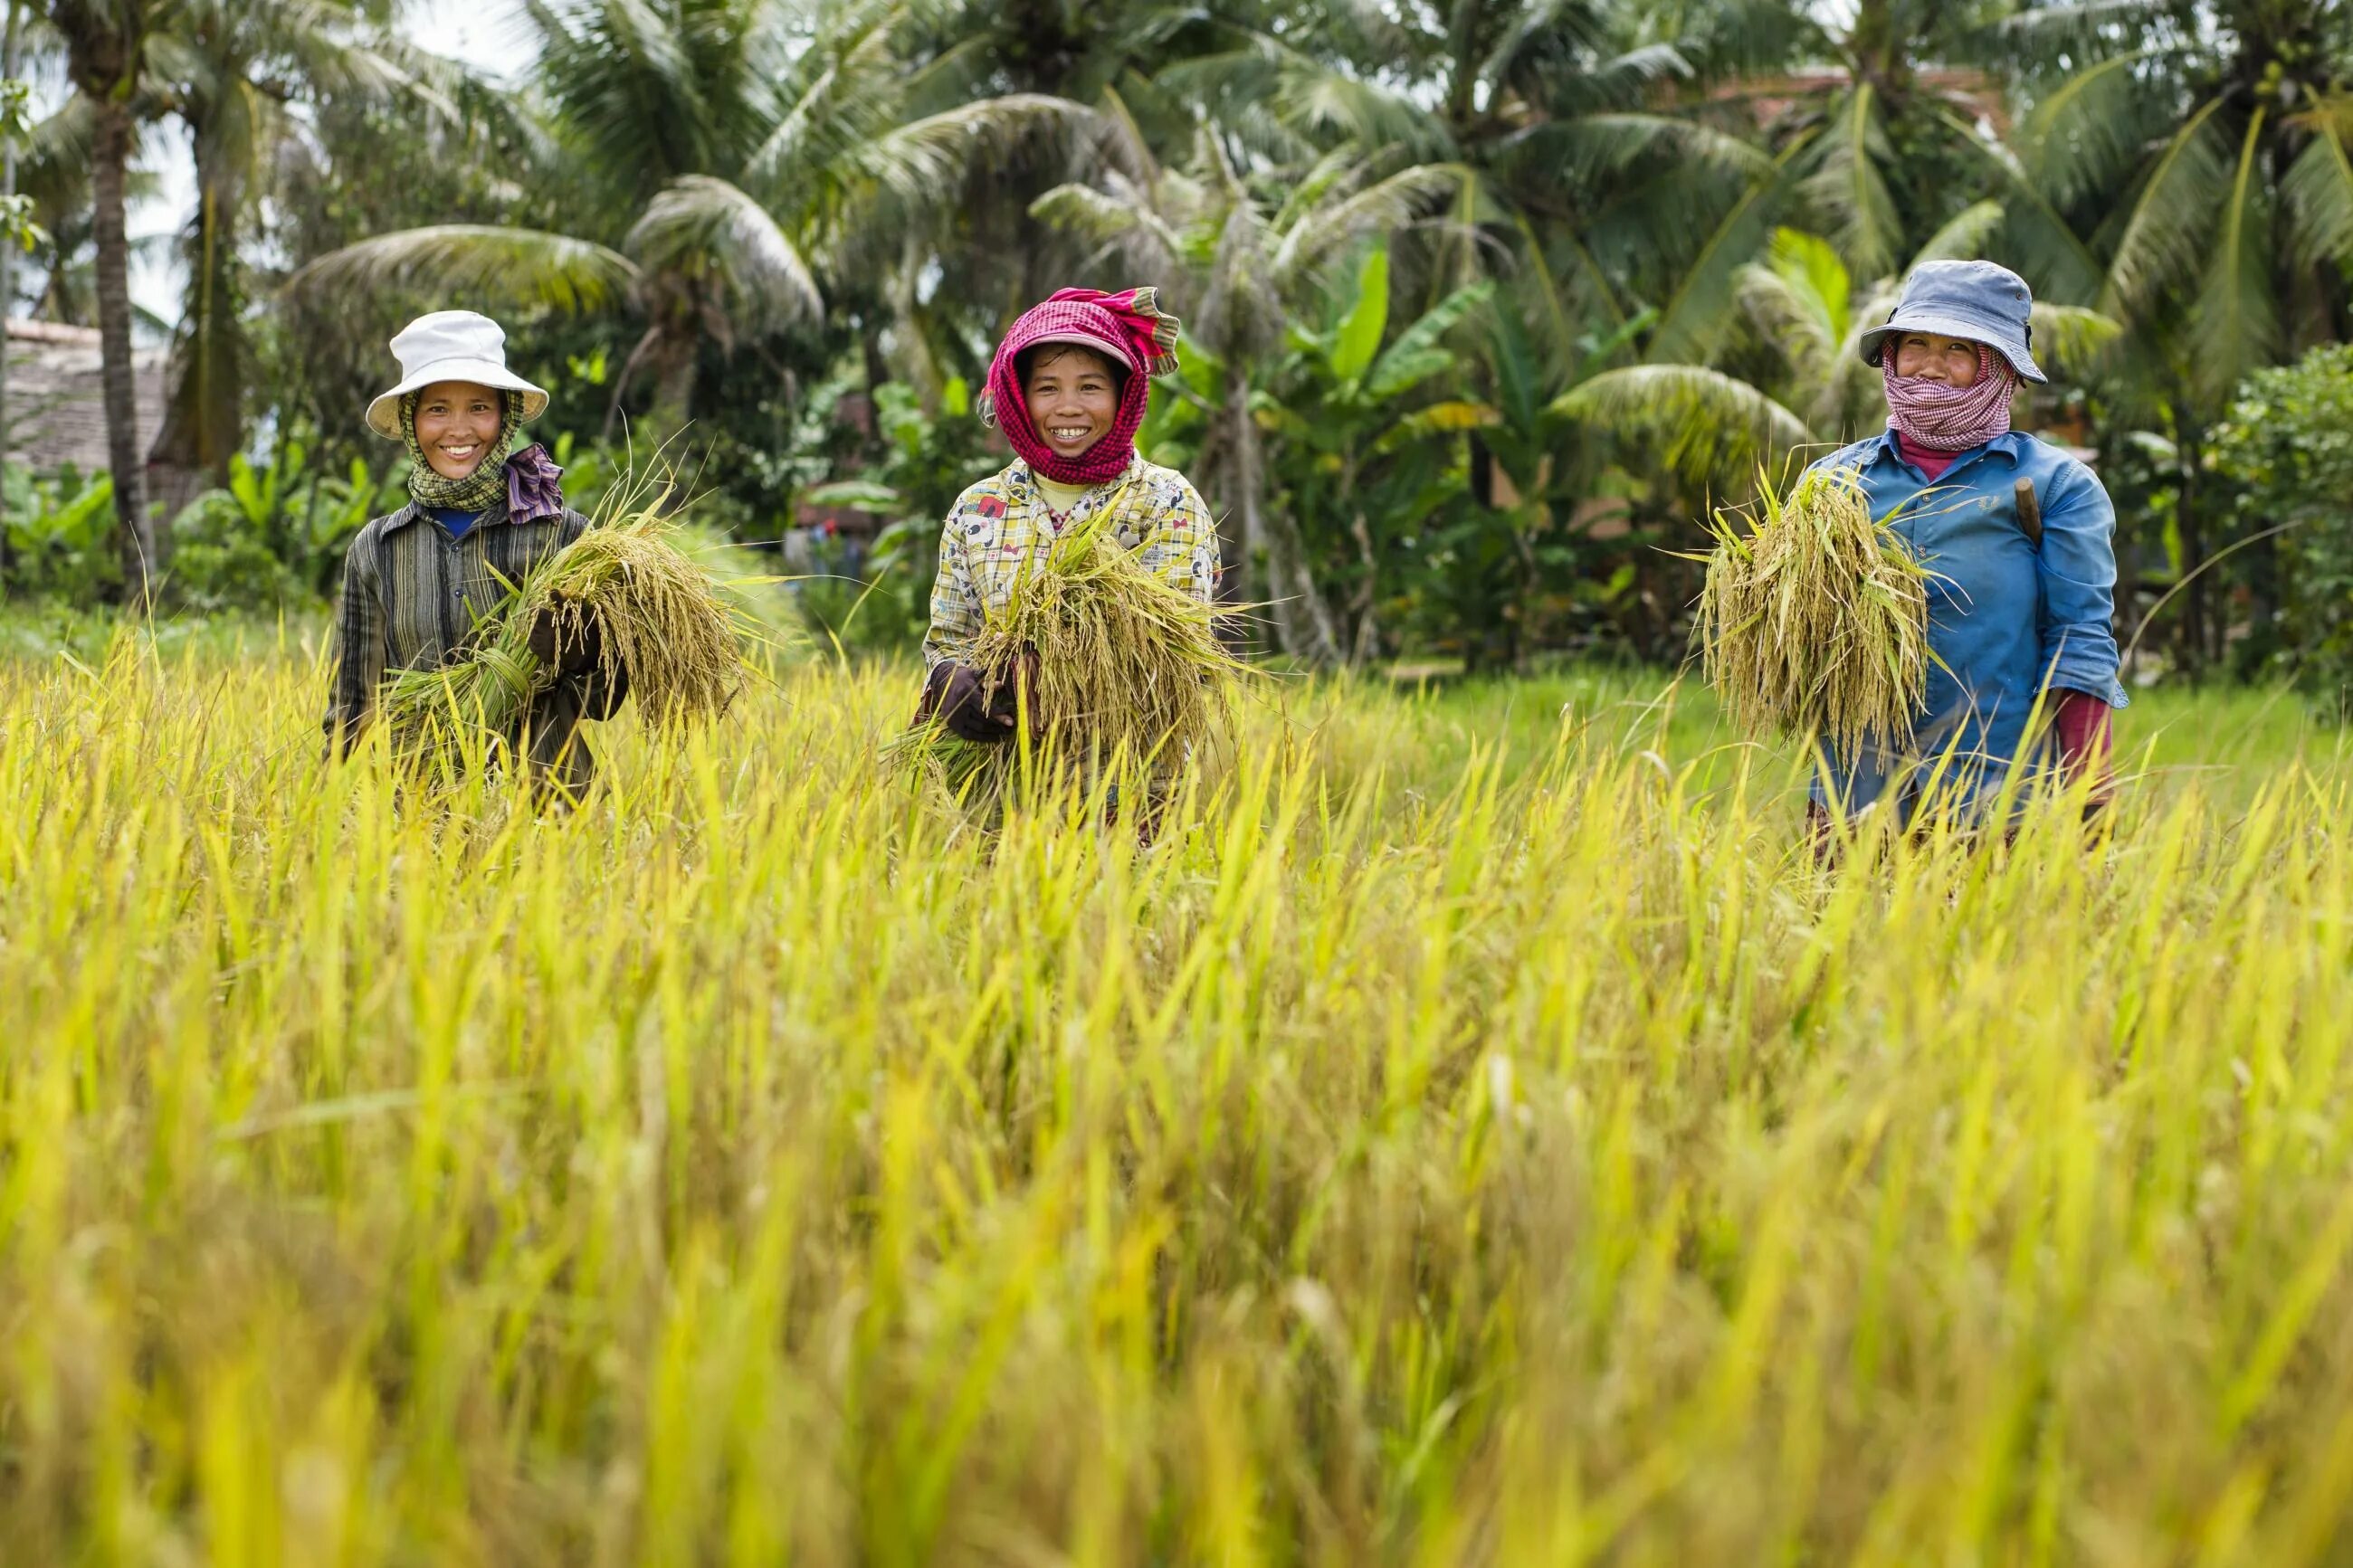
[
  {"x1": 891, "y1": 483, "x2": 1249, "y2": 807},
  {"x1": 381, "y1": 487, "x2": 747, "y2": 761},
  {"x1": 1697, "y1": 465, "x2": 1936, "y2": 759}
]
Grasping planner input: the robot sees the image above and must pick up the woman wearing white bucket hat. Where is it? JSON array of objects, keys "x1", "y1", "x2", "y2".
[{"x1": 326, "y1": 310, "x2": 628, "y2": 796}]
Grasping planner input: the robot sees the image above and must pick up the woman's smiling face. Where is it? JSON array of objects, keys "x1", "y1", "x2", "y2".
[
  {"x1": 413, "y1": 381, "x2": 505, "y2": 479},
  {"x1": 1024, "y1": 347, "x2": 1121, "y2": 461},
  {"x1": 1891, "y1": 332, "x2": 1984, "y2": 386}
]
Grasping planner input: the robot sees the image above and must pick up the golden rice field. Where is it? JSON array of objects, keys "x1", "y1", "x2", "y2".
[{"x1": 8, "y1": 625, "x2": 2353, "y2": 1565}]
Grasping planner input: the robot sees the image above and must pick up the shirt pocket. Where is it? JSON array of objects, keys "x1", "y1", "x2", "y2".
[{"x1": 975, "y1": 555, "x2": 1022, "y2": 614}]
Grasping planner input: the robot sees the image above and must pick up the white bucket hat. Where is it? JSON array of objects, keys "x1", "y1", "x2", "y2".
[{"x1": 365, "y1": 310, "x2": 549, "y2": 440}]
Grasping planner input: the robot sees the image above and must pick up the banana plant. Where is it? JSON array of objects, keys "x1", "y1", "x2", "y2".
[{"x1": 1260, "y1": 245, "x2": 1493, "y2": 667}]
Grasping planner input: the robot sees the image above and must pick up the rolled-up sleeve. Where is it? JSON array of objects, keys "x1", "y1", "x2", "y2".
[
  {"x1": 2035, "y1": 461, "x2": 2129, "y2": 708},
  {"x1": 324, "y1": 527, "x2": 387, "y2": 750}
]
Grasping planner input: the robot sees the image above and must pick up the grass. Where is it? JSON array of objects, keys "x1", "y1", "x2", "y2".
[
  {"x1": 381, "y1": 493, "x2": 748, "y2": 761},
  {"x1": 6, "y1": 628, "x2": 2353, "y2": 1562}
]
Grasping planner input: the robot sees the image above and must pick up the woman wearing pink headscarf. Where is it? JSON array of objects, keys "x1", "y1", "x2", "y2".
[{"x1": 919, "y1": 287, "x2": 1219, "y2": 739}]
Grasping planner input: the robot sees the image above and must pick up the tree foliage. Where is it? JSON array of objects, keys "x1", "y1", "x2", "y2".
[{"x1": 7, "y1": 0, "x2": 2352, "y2": 678}]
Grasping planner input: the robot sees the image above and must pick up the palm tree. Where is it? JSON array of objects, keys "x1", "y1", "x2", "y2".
[
  {"x1": 289, "y1": 0, "x2": 1084, "y2": 447},
  {"x1": 141, "y1": 0, "x2": 439, "y2": 507},
  {"x1": 2005, "y1": 1, "x2": 2353, "y2": 668},
  {"x1": 49, "y1": 0, "x2": 160, "y2": 603},
  {"x1": 1161, "y1": 0, "x2": 1771, "y2": 378}
]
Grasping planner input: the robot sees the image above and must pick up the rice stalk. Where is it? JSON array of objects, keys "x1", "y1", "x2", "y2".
[
  {"x1": 889, "y1": 482, "x2": 1251, "y2": 811},
  {"x1": 1696, "y1": 464, "x2": 1938, "y2": 758},
  {"x1": 381, "y1": 476, "x2": 747, "y2": 763}
]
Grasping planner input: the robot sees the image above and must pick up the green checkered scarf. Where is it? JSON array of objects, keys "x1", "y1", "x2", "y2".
[{"x1": 401, "y1": 390, "x2": 524, "y2": 513}]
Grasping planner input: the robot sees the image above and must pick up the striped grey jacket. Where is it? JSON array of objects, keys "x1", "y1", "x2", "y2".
[{"x1": 323, "y1": 498, "x2": 591, "y2": 744}]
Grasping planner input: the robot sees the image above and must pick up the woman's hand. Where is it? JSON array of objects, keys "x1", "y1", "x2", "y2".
[
  {"x1": 526, "y1": 605, "x2": 605, "y2": 676},
  {"x1": 921, "y1": 660, "x2": 1043, "y2": 743},
  {"x1": 2052, "y1": 689, "x2": 2114, "y2": 819},
  {"x1": 923, "y1": 661, "x2": 1014, "y2": 743}
]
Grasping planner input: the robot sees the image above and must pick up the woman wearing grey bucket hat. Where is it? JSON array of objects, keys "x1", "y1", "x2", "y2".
[
  {"x1": 1806, "y1": 260, "x2": 2126, "y2": 837},
  {"x1": 325, "y1": 310, "x2": 629, "y2": 798}
]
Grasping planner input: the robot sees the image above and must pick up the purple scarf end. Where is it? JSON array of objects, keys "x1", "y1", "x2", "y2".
[{"x1": 507, "y1": 442, "x2": 566, "y2": 524}]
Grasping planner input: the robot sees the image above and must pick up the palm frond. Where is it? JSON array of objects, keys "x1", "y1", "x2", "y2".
[
  {"x1": 1267, "y1": 146, "x2": 1367, "y2": 236},
  {"x1": 1800, "y1": 84, "x2": 1900, "y2": 281},
  {"x1": 2015, "y1": 48, "x2": 2167, "y2": 208},
  {"x1": 1268, "y1": 163, "x2": 1472, "y2": 289},
  {"x1": 1928, "y1": 109, "x2": 2105, "y2": 304},
  {"x1": 2027, "y1": 302, "x2": 2123, "y2": 380},
  {"x1": 1909, "y1": 200, "x2": 2005, "y2": 271},
  {"x1": 2101, "y1": 96, "x2": 2229, "y2": 319},
  {"x1": 2186, "y1": 108, "x2": 2278, "y2": 402},
  {"x1": 284, "y1": 225, "x2": 640, "y2": 315},
  {"x1": 1272, "y1": 60, "x2": 1453, "y2": 158},
  {"x1": 851, "y1": 93, "x2": 1092, "y2": 204},
  {"x1": 1514, "y1": 112, "x2": 1774, "y2": 183},
  {"x1": 1644, "y1": 135, "x2": 1808, "y2": 367},
  {"x1": 1823, "y1": 279, "x2": 1900, "y2": 441},
  {"x1": 2282, "y1": 98, "x2": 2353, "y2": 271},
  {"x1": 628, "y1": 175, "x2": 823, "y2": 333},
  {"x1": 1736, "y1": 228, "x2": 1848, "y2": 393},
  {"x1": 1031, "y1": 175, "x2": 1188, "y2": 279},
  {"x1": 1552, "y1": 365, "x2": 1813, "y2": 491},
  {"x1": 745, "y1": 0, "x2": 900, "y2": 184},
  {"x1": 1481, "y1": 0, "x2": 1615, "y2": 98},
  {"x1": 1549, "y1": 43, "x2": 1691, "y2": 115}
]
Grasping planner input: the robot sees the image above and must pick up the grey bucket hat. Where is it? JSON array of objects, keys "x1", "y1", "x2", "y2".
[{"x1": 1857, "y1": 259, "x2": 2046, "y2": 385}]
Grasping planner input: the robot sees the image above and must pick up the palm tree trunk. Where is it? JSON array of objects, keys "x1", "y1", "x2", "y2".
[
  {"x1": 0, "y1": 1, "x2": 20, "y2": 594},
  {"x1": 1348, "y1": 508, "x2": 1379, "y2": 667},
  {"x1": 651, "y1": 339, "x2": 696, "y2": 453},
  {"x1": 1220, "y1": 368, "x2": 1262, "y2": 599},
  {"x1": 150, "y1": 159, "x2": 244, "y2": 486},
  {"x1": 90, "y1": 94, "x2": 152, "y2": 607},
  {"x1": 1262, "y1": 497, "x2": 1343, "y2": 668}
]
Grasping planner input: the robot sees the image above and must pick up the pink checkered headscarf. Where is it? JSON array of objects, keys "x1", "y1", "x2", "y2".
[
  {"x1": 979, "y1": 287, "x2": 1181, "y2": 486},
  {"x1": 1882, "y1": 342, "x2": 2015, "y2": 451}
]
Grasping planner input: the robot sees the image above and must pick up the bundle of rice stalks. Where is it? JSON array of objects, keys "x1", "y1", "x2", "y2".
[
  {"x1": 382, "y1": 485, "x2": 747, "y2": 759},
  {"x1": 1696, "y1": 464, "x2": 1938, "y2": 758},
  {"x1": 890, "y1": 487, "x2": 1249, "y2": 808}
]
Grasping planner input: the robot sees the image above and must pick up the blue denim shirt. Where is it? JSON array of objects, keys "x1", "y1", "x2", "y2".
[{"x1": 1805, "y1": 428, "x2": 2128, "y2": 820}]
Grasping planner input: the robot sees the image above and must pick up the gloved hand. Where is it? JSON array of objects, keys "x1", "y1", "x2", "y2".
[
  {"x1": 526, "y1": 603, "x2": 605, "y2": 677},
  {"x1": 2052, "y1": 688, "x2": 2114, "y2": 818},
  {"x1": 988, "y1": 649, "x2": 1042, "y2": 732},
  {"x1": 921, "y1": 660, "x2": 1016, "y2": 743}
]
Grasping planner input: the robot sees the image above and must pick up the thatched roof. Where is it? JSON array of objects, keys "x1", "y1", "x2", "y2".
[{"x1": 4, "y1": 318, "x2": 168, "y2": 477}]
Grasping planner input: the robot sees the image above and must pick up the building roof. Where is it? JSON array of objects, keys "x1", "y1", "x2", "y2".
[{"x1": 4, "y1": 318, "x2": 169, "y2": 476}]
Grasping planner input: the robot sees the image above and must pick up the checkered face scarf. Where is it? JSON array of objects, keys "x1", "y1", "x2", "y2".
[
  {"x1": 979, "y1": 287, "x2": 1182, "y2": 486},
  {"x1": 1882, "y1": 343, "x2": 2015, "y2": 451}
]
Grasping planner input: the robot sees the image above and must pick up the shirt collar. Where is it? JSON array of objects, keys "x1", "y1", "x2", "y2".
[
  {"x1": 1865, "y1": 426, "x2": 2027, "y2": 470},
  {"x1": 378, "y1": 494, "x2": 519, "y2": 537}
]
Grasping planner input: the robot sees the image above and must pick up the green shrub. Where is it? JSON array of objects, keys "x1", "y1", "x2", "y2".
[
  {"x1": 2214, "y1": 345, "x2": 2353, "y2": 705},
  {"x1": 1, "y1": 464, "x2": 127, "y2": 602},
  {"x1": 166, "y1": 490, "x2": 310, "y2": 613}
]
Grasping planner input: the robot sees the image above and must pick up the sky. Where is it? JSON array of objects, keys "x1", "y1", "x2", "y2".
[{"x1": 124, "y1": 0, "x2": 533, "y2": 328}]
